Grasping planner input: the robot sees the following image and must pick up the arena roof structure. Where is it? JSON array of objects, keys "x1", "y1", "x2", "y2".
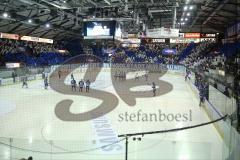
[{"x1": 0, "y1": 0, "x2": 239, "y2": 40}]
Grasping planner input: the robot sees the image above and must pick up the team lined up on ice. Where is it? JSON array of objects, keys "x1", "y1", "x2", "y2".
[
  {"x1": 67, "y1": 72, "x2": 156, "y2": 96},
  {"x1": 67, "y1": 73, "x2": 91, "y2": 92},
  {"x1": 22, "y1": 70, "x2": 156, "y2": 96}
]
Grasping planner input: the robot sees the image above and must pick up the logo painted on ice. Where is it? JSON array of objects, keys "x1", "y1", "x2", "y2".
[{"x1": 49, "y1": 54, "x2": 173, "y2": 121}]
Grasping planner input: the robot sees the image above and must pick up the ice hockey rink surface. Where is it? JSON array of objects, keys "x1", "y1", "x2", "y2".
[{"x1": 0, "y1": 69, "x2": 223, "y2": 160}]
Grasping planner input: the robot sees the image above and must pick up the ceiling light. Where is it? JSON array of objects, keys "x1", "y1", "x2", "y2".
[
  {"x1": 182, "y1": 22, "x2": 185, "y2": 25},
  {"x1": 28, "y1": 19, "x2": 32, "y2": 23},
  {"x1": 3, "y1": 12, "x2": 8, "y2": 18},
  {"x1": 184, "y1": 6, "x2": 188, "y2": 11},
  {"x1": 63, "y1": 0, "x2": 66, "y2": 3},
  {"x1": 189, "y1": 6, "x2": 193, "y2": 10},
  {"x1": 181, "y1": 18, "x2": 184, "y2": 21},
  {"x1": 45, "y1": 23, "x2": 50, "y2": 28},
  {"x1": 185, "y1": 18, "x2": 188, "y2": 21},
  {"x1": 187, "y1": 13, "x2": 190, "y2": 16}
]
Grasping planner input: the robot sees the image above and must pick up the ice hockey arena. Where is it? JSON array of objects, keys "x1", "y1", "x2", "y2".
[{"x1": 0, "y1": 0, "x2": 239, "y2": 160}]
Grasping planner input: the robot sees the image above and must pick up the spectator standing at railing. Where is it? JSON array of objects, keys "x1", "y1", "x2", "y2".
[
  {"x1": 199, "y1": 85, "x2": 205, "y2": 106},
  {"x1": 198, "y1": 81, "x2": 208, "y2": 106},
  {"x1": 185, "y1": 69, "x2": 191, "y2": 81},
  {"x1": 0, "y1": 55, "x2": 4, "y2": 66}
]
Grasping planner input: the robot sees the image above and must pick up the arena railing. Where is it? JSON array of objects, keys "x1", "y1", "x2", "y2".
[
  {"x1": 187, "y1": 70, "x2": 240, "y2": 160},
  {"x1": 0, "y1": 63, "x2": 186, "y2": 85},
  {"x1": 0, "y1": 127, "x2": 228, "y2": 160}
]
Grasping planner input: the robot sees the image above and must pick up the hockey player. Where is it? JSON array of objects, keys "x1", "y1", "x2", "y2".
[
  {"x1": 71, "y1": 73, "x2": 74, "y2": 80},
  {"x1": 79, "y1": 79, "x2": 84, "y2": 92},
  {"x1": 145, "y1": 71, "x2": 149, "y2": 81},
  {"x1": 44, "y1": 77, "x2": 48, "y2": 89},
  {"x1": 58, "y1": 70, "x2": 62, "y2": 79},
  {"x1": 22, "y1": 77, "x2": 28, "y2": 88},
  {"x1": 135, "y1": 73, "x2": 139, "y2": 81},
  {"x1": 152, "y1": 82, "x2": 156, "y2": 96},
  {"x1": 71, "y1": 78, "x2": 77, "y2": 91},
  {"x1": 86, "y1": 80, "x2": 90, "y2": 92}
]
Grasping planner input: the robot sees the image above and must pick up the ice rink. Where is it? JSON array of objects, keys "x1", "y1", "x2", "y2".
[{"x1": 0, "y1": 68, "x2": 223, "y2": 160}]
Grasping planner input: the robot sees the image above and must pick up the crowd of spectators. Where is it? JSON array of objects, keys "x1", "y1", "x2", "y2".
[
  {"x1": 181, "y1": 41, "x2": 240, "y2": 75},
  {"x1": 180, "y1": 41, "x2": 220, "y2": 71},
  {"x1": 110, "y1": 44, "x2": 184, "y2": 64},
  {"x1": 0, "y1": 38, "x2": 190, "y2": 67},
  {"x1": 181, "y1": 40, "x2": 240, "y2": 100},
  {"x1": 0, "y1": 39, "x2": 69, "y2": 66},
  {"x1": 1, "y1": 39, "x2": 239, "y2": 88},
  {"x1": 0, "y1": 39, "x2": 68, "y2": 56}
]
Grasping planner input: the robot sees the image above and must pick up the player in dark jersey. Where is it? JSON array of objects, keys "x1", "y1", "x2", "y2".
[
  {"x1": 71, "y1": 79, "x2": 77, "y2": 91},
  {"x1": 58, "y1": 70, "x2": 62, "y2": 79},
  {"x1": 22, "y1": 77, "x2": 28, "y2": 88},
  {"x1": 152, "y1": 82, "x2": 156, "y2": 96},
  {"x1": 199, "y1": 83, "x2": 205, "y2": 106},
  {"x1": 86, "y1": 80, "x2": 90, "y2": 92},
  {"x1": 44, "y1": 77, "x2": 48, "y2": 89},
  {"x1": 71, "y1": 73, "x2": 74, "y2": 80},
  {"x1": 79, "y1": 79, "x2": 84, "y2": 92}
]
